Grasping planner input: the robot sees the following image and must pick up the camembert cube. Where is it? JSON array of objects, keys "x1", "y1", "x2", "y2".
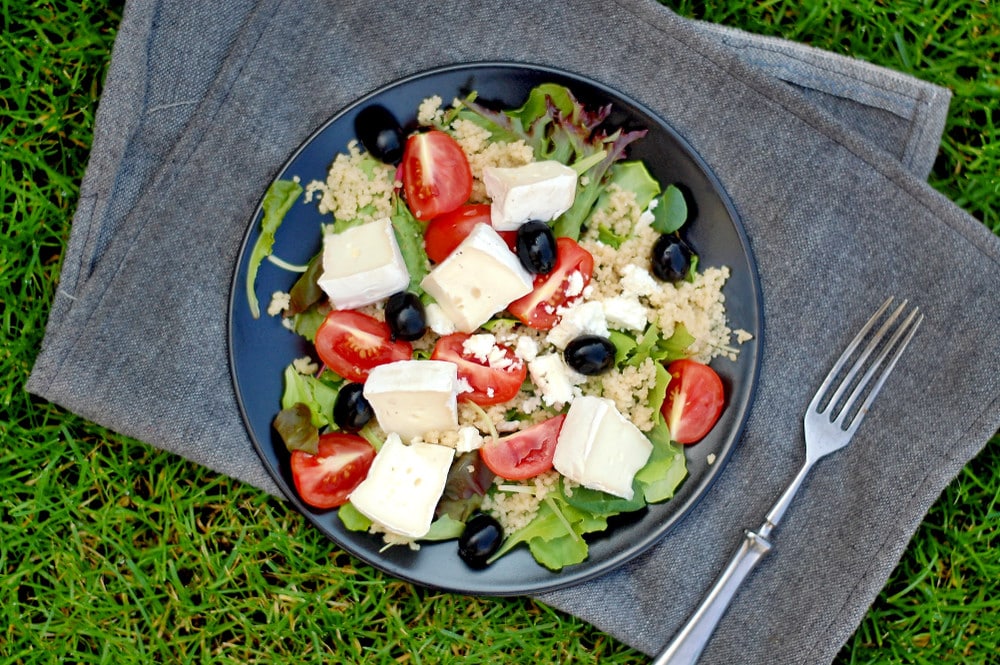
[
  {"x1": 420, "y1": 223, "x2": 532, "y2": 333},
  {"x1": 362, "y1": 360, "x2": 459, "y2": 441},
  {"x1": 317, "y1": 217, "x2": 409, "y2": 310},
  {"x1": 348, "y1": 434, "x2": 455, "y2": 538},
  {"x1": 483, "y1": 160, "x2": 578, "y2": 231},
  {"x1": 552, "y1": 395, "x2": 653, "y2": 500}
]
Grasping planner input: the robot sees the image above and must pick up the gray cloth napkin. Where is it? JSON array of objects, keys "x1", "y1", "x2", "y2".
[{"x1": 28, "y1": 1, "x2": 1000, "y2": 662}]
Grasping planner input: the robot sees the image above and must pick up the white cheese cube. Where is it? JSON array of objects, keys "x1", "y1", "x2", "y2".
[
  {"x1": 363, "y1": 360, "x2": 459, "y2": 441},
  {"x1": 317, "y1": 217, "x2": 409, "y2": 309},
  {"x1": 348, "y1": 434, "x2": 454, "y2": 538},
  {"x1": 424, "y1": 302, "x2": 456, "y2": 335},
  {"x1": 483, "y1": 160, "x2": 578, "y2": 231},
  {"x1": 420, "y1": 224, "x2": 532, "y2": 333},
  {"x1": 553, "y1": 396, "x2": 654, "y2": 500},
  {"x1": 602, "y1": 296, "x2": 649, "y2": 331},
  {"x1": 546, "y1": 300, "x2": 609, "y2": 349}
]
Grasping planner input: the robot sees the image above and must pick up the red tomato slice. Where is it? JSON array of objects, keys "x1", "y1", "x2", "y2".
[
  {"x1": 507, "y1": 237, "x2": 594, "y2": 330},
  {"x1": 431, "y1": 333, "x2": 527, "y2": 406},
  {"x1": 290, "y1": 432, "x2": 376, "y2": 509},
  {"x1": 314, "y1": 310, "x2": 412, "y2": 383},
  {"x1": 479, "y1": 415, "x2": 566, "y2": 480},
  {"x1": 661, "y1": 359, "x2": 725, "y2": 444},
  {"x1": 401, "y1": 130, "x2": 472, "y2": 220},
  {"x1": 424, "y1": 204, "x2": 516, "y2": 263}
]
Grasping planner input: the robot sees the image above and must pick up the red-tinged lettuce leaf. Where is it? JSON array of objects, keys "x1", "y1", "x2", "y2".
[
  {"x1": 273, "y1": 402, "x2": 319, "y2": 454},
  {"x1": 435, "y1": 451, "x2": 495, "y2": 522},
  {"x1": 457, "y1": 84, "x2": 647, "y2": 240},
  {"x1": 286, "y1": 251, "x2": 325, "y2": 317}
]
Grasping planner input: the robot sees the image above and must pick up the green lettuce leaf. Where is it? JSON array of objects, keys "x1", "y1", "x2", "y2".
[
  {"x1": 422, "y1": 515, "x2": 466, "y2": 541},
  {"x1": 390, "y1": 195, "x2": 430, "y2": 295},
  {"x1": 246, "y1": 178, "x2": 303, "y2": 318},
  {"x1": 279, "y1": 365, "x2": 341, "y2": 429},
  {"x1": 651, "y1": 184, "x2": 688, "y2": 234},
  {"x1": 339, "y1": 502, "x2": 372, "y2": 531},
  {"x1": 635, "y1": 420, "x2": 688, "y2": 503}
]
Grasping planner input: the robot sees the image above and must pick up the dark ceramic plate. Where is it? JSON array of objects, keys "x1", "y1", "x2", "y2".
[{"x1": 228, "y1": 63, "x2": 762, "y2": 596}]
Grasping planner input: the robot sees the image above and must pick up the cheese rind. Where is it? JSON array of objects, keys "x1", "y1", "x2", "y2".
[
  {"x1": 317, "y1": 217, "x2": 410, "y2": 309},
  {"x1": 553, "y1": 396, "x2": 654, "y2": 499},
  {"x1": 483, "y1": 161, "x2": 578, "y2": 231},
  {"x1": 363, "y1": 360, "x2": 459, "y2": 441},
  {"x1": 348, "y1": 434, "x2": 454, "y2": 538},
  {"x1": 420, "y1": 223, "x2": 532, "y2": 332}
]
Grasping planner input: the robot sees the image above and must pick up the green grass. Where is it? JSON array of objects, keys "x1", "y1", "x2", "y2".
[{"x1": 2, "y1": 1, "x2": 997, "y2": 663}]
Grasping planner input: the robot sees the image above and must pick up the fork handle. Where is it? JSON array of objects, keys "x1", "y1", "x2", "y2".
[{"x1": 651, "y1": 530, "x2": 773, "y2": 665}]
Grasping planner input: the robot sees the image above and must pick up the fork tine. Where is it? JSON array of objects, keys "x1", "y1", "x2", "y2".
[
  {"x1": 824, "y1": 299, "x2": 910, "y2": 414},
  {"x1": 808, "y1": 297, "x2": 893, "y2": 413},
  {"x1": 835, "y1": 306, "x2": 923, "y2": 435}
]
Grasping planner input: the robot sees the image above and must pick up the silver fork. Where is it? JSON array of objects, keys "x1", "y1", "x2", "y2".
[{"x1": 652, "y1": 297, "x2": 923, "y2": 665}]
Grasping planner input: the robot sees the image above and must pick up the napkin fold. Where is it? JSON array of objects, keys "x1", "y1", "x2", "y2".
[{"x1": 28, "y1": 1, "x2": 1000, "y2": 662}]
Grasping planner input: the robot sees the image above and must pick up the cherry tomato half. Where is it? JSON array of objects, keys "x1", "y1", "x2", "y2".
[
  {"x1": 479, "y1": 415, "x2": 566, "y2": 480},
  {"x1": 661, "y1": 359, "x2": 725, "y2": 444},
  {"x1": 507, "y1": 237, "x2": 594, "y2": 330},
  {"x1": 314, "y1": 310, "x2": 412, "y2": 383},
  {"x1": 400, "y1": 130, "x2": 472, "y2": 220},
  {"x1": 424, "y1": 204, "x2": 517, "y2": 263},
  {"x1": 431, "y1": 333, "x2": 527, "y2": 406},
  {"x1": 290, "y1": 432, "x2": 376, "y2": 509}
]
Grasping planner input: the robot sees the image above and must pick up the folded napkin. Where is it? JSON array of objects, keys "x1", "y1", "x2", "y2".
[{"x1": 28, "y1": 1, "x2": 1000, "y2": 662}]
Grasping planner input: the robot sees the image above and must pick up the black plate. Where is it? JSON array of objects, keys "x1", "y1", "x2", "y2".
[{"x1": 228, "y1": 63, "x2": 762, "y2": 595}]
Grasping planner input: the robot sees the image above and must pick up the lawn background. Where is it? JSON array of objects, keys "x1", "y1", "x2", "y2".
[{"x1": 3, "y1": 1, "x2": 998, "y2": 663}]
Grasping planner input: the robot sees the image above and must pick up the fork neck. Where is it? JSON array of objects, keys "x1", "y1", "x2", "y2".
[{"x1": 760, "y1": 460, "x2": 815, "y2": 539}]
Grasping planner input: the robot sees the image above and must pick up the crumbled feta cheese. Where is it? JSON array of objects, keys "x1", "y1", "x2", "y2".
[
  {"x1": 462, "y1": 333, "x2": 498, "y2": 361},
  {"x1": 514, "y1": 335, "x2": 539, "y2": 362},
  {"x1": 602, "y1": 296, "x2": 649, "y2": 331},
  {"x1": 456, "y1": 426, "x2": 484, "y2": 453},
  {"x1": 546, "y1": 300, "x2": 609, "y2": 349},
  {"x1": 620, "y1": 263, "x2": 659, "y2": 297},
  {"x1": 528, "y1": 353, "x2": 576, "y2": 406},
  {"x1": 564, "y1": 270, "x2": 585, "y2": 298}
]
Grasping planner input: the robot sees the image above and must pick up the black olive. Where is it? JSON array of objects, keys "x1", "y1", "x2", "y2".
[
  {"x1": 458, "y1": 513, "x2": 504, "y2": 569},
  {"x1": 651, "y1": 234, "x2": 694, "y2": 282},
  {"x1": 564, "y1": 335, "x2": 616, "y2": 375},
  {"x1": 354, "y1": 105, "x2": 404, "y2": 164},
  {"x1": 515, "y1": 220, "x2": 557, "y2": 274},
  {"x1": 385, "y1": 291, "x2": 426, "y2": 341},
  {"x1": 333, "y1": 383, "x2": 373, "y2": 431}
]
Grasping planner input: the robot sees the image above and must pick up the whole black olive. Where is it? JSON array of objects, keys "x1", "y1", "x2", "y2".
[
  {"x1": 354, "y1": 105, "x2": 404, "y2": 164},
  {"x1": 515, "y1": 220, "x2": 557, "y2": 274},
  {"x1": 564, "y1": 334, "x2": 616, "y2": 375},
  {"x1": 458, "y1": 513, "x2": 504, "y2": 569},
  {"x1": 385, "y1": 291, "x2": 426, "y2": 341},
  {"x1": 651, "y1": 234, "x2": 694, "y2": 282},
  {"x1": 333, "y1": 383, "x2": 373, "y2": 432}
]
